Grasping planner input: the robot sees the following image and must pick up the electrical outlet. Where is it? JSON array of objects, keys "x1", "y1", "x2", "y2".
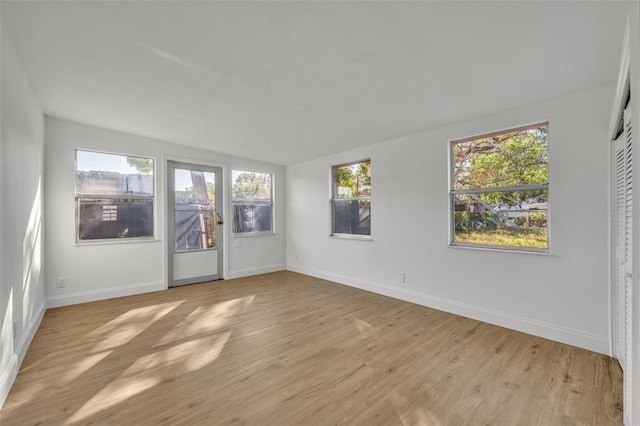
[
  {"x1": 57, "y1": 277, "x2": 66, "y2": 288},
  {"x1": 398, "y1": 272, "x2": 406, "y2": 283}
]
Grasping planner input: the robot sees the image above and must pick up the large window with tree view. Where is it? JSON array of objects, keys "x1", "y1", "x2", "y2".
[
  {"x1": 76, "y1": 150, "x2": 154, "y2": 241},
  {"x1": 232, "y1": 170, "x2": 273, "y2": 234},
  {"x1": 450, "y1": 123, "x2": 549, "y2": 251},
  {"x1": 331, "y1": 160, "x2": 371, "y2": 237}
]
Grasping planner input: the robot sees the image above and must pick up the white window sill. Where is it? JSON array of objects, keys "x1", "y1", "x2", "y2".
[
  {"x1": 448, "y1": 243, "x2": 551, "y2": 256},
  {"x1": 75, "y1": 237, "x2": 159, "y2": 246},
  {"x1": 330, "y1": 234, "x2": 373, "y2": 241},
  {"x1": 232, "y1": 232, "x2": 276, "y2": 238}
]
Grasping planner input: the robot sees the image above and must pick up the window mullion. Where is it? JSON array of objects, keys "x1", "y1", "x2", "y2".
[{"x1": 451, "y1": 184, "x2": 548, "y2": 195}]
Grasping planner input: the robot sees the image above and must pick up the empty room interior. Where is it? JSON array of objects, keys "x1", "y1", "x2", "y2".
[{"x1": 1, "y1": 1, "x2": 640, "y2": 424}]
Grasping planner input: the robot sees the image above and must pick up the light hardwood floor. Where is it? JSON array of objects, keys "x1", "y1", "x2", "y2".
[{"x1": 1, "y1": 271, "x2": 622, "y2": 425}]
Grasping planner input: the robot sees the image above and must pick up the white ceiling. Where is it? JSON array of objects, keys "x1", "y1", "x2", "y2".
[{"x1": 1, "y1": 1, "x2": 629, "y2": 165}]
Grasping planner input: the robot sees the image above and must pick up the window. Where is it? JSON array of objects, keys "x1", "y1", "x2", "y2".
[
  {"x1": 331, "y1": 159, "x2": 371, "y2": 237},
  {"x1": 174, "y1": 168, "x2": 217, "y2": 251},
  {"x1": 101, "y1": 205, "x2": 118, "y2": 221},
  {"x1": 450, "y1": 123, "x2": 548, "y2": 251},
  {"x1": 232, "y1": 170, "x2": 273, "y2": 234},
  {"x1": 76, "y1": 150, "x2": 154, "y2": 241}
]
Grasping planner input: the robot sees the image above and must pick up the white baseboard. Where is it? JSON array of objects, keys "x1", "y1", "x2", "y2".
[
  {"x1": 228, "y1": 263, "x2": 286, "y2": 280},
  {"x1": 0, "y1": 299, "x2": 46, "y2": 409},
  {"x1": 0, "y1": 354, "x2": 18, "y2": 411},
  {"x1": 16, "y1": 300, "x2": 46, "y2": 365},
  {"x1": 47, "y1": 280, "x2": 166, "y2": 308},
  {"x1": 287, "y1": 265, "x2": 610, "y2": 355}
]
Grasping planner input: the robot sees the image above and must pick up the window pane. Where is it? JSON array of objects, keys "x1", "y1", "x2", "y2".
[
  {"x1": 333, "y1": 160, "x2": 371, "y2": 198},
  {"x1": 452, "y1": 124, "x2": 548, "y2": 190},
  {"x1": 232, "y1": 171, "x2": 272, "y2": 201},
  {"x1": 453, "y1": 190, "x2": 548, "y2": 249},
  {"x1": 78, "y1": 198, "x2": 153, "y2": 240},
  {"x1": 333, "y1": 199, "x2": 371, "y2": 235},
  {"x1": 175, "y1": 169, "x2": 216, "y2": 251},
  {"x1": 233, "y1": 203, "x2": 272, "y2": 233},
  {"x1": 175, "y1": 204, "x2": 215, "y2": 251},
  {"x1": 76, "y1": 151, "x2": 154, "y2": 196}
]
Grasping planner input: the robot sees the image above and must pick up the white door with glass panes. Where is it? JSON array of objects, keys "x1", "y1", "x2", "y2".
[{"x1": 168, "y1": 161, "x2": 223, "y2": 287}]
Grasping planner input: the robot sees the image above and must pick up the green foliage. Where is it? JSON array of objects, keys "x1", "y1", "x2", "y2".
[
  {"x1": 454, "y1": 211, "x2": 501, "y2": 232},
  {"x1": 453, "y1": 126, "x2": 548, "y2": 204},
  {"x1": 455, "y1": 228, "x2": 547, "y2": 249},
  {"x1": 513, "y1": 211, "x2": 547, "y2": 227},
  {"x1": 233, "y1": 172, "x2": 271, "y2": 201},
  {"x1": 185, "y1": 182, "x2": 215, "y2": 203},
  {"x1": 334, "y1": 161, "x2": 371, "y2": 198},
  {"x1": 126, "y1": 157, "x2": 153, "y2": 174},
  {"x1": 454, "y1": 210, "x2": 548, "y2": 249}
]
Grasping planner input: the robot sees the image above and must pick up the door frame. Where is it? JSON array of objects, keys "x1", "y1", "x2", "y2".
[
  {"x1": 164, "y1": 155, "x2": 228, "y2": 287},
  {"x1": 608, "y1": 13, "x2": 631, "y2": 362}
]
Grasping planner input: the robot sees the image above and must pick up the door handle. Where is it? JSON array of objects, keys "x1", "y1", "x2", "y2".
[{"x1": 215, "y1": 211, "x2": 224, "y2": 225}]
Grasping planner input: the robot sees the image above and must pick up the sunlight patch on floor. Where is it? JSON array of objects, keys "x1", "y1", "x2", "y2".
[
  {"x1": 155, "y1": 295, "x2": 254, "y2": 346},
  {"x1": 4, "y1": 350, "x2": 113, "y2": 410},
  {"x1": 60, "y1": 350, "x2": 113, "y2": 384},
  {"x1": 66, "y1": 331, "x2": 231, "y2": 424},
  {"x1": 88, "y1": 301, "x2": 183, "y2": 352},
  {"x1": 353, "y1": 318, "x2": 380, "y2": 340},
  {"x1": 389, "y1": 388, "x2": 444, "y2": 426}
]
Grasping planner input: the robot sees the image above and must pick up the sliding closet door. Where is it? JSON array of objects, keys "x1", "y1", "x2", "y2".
[{"x1": 613, "y1": 106, "x2": 633, "y2": 418}]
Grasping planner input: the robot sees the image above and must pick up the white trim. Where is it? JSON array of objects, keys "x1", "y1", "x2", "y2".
[
  {"x1": 329, "y1": 234, "x2": 373, "y2": 241},
  {"x1": 74, "y1": 237, "x2": 160, "y2": 247},
  {"x1": 0, "y1": 300, "x2": 45, "y2": 409},
  {"x1": 228, "y1": 263, "x2": 285, "y2": 280},
  {"x1": 16, "y1": 301, "x2": 46, "y2": 365},
  {"x1": 448, "y1": 244, "x2": 551, "y2": 256},
  {"x1": 0, "y1": 355, "x2": 18, "y2": 410},
  {"x1": 232, "y1": 232, "x2": 277, "y2": 238},
  {"x1": 47, "y1": 280, "x2": 165, "y2": 308},
  {"x1": 608, "y1": 135, "x2": 616, "y2": 358},
  {"x1": 288, "y1": 265, "x2": 609, "y2": 355},
  {"x1": 609, "y1": 17, "x2": 631, "y2": 140}
]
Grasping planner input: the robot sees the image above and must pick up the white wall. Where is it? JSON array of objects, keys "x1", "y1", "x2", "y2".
[
  {"x1": 0, "y1": 24, "x2": 46, "y2": 407},
  {"x1": 45, "y1": 117, "x2": 286, "y2": 308},
  {"x1": 287, "y1": 84, "x2": 614, "y2": 354}
]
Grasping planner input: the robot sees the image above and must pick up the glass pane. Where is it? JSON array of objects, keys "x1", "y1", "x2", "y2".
[
  {"x1": 232, "y1": 203, "x2": 272, "y2": 233},
  {"x1": 174, "y1": 169, "x2": 216, "y2": 251},
  {"x1": 333, "y1": 161, "x2": 371, "y2": 198},
  {"x1": 333, "y1": 199, "x2": 371, "y2": 235},
  {"x1": 453, "y1": 189, "x2": 548, "y2": 249},
  {"x1": 78, "y1": 198, "x2": 153, "y2": 240},
  {"x1": 452, "y1": 124, "x2": 548, "y2": 190},
  {"x1": 232, "y1": 171, "x2": 272, "y2": 201},
  {"x1": 76, "y1": 150, "x2": 154, "y2": 196}
]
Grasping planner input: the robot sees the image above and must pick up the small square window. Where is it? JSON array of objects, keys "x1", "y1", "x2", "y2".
[{"x1": 76, "y1": 150, "x2": 155, "y2": 242}]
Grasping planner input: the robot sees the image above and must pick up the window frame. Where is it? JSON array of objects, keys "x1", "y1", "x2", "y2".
[
  {"x1": 330, "y1": 159, "x2": 372, "y2": 240},
  {"x1": 448, "y1": 123, "x2": 549, "y2": 253},
  {"x1": 231, "y1": 170, "x2": 275, "y2": 236},
  {"x1": 75, "y1": 149, "x2": 156, "y2": 244}
]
